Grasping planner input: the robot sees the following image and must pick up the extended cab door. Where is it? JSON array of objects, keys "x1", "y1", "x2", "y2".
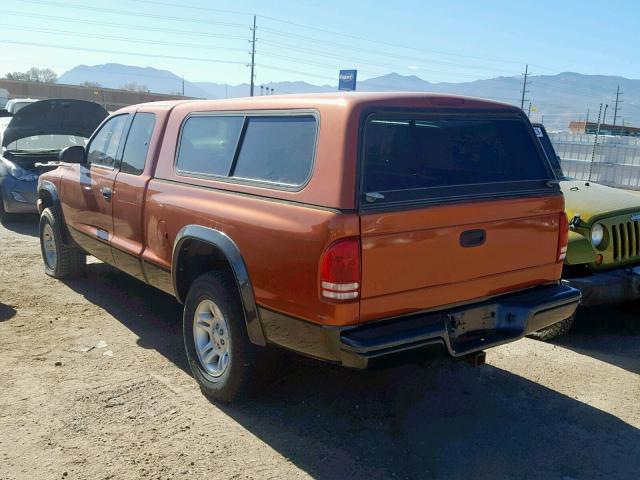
[
  {"x1": 111, "y1": 112, "x2": 157, "y2": 281},
  {"x1": 61, "y1": 113, "x2": 130, "y2": 264}
]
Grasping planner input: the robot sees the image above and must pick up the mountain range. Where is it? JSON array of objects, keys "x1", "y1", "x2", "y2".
[{"x1": 59, "y1": 63, "x2": 640, "y2": 130}]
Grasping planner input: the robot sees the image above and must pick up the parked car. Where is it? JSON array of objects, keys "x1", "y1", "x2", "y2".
[
  {"x1": 4, "y1": 98, "x2": 39, "y2": 114},
  {"x1": 530, "y1": 123, "x2": 640, "y2": 339},
  {"x1": 0, "y1": 99, "x2": 107, "y2": 222},
  {"x1": 37, "y1": 93, "x2": 580, "y2": 402}
]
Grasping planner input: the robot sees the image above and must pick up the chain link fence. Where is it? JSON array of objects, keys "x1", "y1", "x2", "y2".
[{"x1": 550, "y1": 132, "x2": 640, "y2": 189}]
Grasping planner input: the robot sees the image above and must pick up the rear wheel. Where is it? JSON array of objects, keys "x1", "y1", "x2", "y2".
[
  {"x1": 39, "y1": 207, "x2": 85, "y2": 278},
  {"x1": 528, "y1": 313, "x2": 576, "y2": 341},
  {"x1": 183, "y1": 271, "x2": 269, "y2": 403}
]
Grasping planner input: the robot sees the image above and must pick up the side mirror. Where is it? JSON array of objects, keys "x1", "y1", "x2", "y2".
[{"x1": 59, "y1": 145, "x2": 86, "y2": 164}]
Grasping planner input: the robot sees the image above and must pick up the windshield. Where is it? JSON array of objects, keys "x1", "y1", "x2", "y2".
[{"x1": 7, "y1": 134, "x2": 89, "y2": 152}]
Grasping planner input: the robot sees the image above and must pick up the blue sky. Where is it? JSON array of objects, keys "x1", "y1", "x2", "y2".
[{"x1": 1, "y1": 0, "x2": 639, "y2": 86}]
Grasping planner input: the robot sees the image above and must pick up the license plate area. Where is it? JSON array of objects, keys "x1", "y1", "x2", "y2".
[
  {"x1": 448, "y1": 305, "x2": 497, "y2": 336},
  {"x1": 446, "y1": 304, "x2": 519, "y2": 353}
]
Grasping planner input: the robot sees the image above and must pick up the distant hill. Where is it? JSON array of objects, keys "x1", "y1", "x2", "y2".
[
  {"x1": 59, "y1": 64, "x2": 640, "y2": 130},
  {"x1": 59, "y1": 63, "x2": 211, "y2": 99}
]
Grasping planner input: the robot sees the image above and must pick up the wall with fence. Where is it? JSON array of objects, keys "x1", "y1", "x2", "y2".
[
  {"x1": 0, "y1": 80, "x2": 193, "y2": 112},
  {"x1": 550, "y1": 132, "x2": 640, "y2": 190}
]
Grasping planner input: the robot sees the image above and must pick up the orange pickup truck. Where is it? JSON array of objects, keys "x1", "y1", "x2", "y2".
[{"x1": 37, "y1": 93, "x2": 580, "y2": 402}]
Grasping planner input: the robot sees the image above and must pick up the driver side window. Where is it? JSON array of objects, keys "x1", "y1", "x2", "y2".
[{"x1": 87, "y1": 114, "x2": 129, "y2": 168}]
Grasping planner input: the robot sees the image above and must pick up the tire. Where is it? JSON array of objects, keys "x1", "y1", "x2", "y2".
[
  {"x1": 183, "y1": 271, "x2": 269, "y2": 403},
  {"x1": 39, "y1": 207, "x2": 85, "y2": 279},
  {"x1": 0, "y1": 197, "x2": 11, "y2": 225},
  {"x1": 527, "y1": 313, "x2": 576, "y2": 341}
]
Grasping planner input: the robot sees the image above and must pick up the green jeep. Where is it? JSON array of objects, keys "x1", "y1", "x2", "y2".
[{"x1": 532, "y1": 123, "x2": 640, "y2": 340}]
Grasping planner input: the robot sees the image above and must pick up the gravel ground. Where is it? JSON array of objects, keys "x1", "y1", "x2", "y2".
[{"x1": 1, "y1": 216, "x2": 639, "y2": 480}]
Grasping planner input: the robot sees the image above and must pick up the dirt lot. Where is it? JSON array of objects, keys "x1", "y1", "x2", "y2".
[{"x1": 1, "y1": 216, "x2": 639, "y2": 480}]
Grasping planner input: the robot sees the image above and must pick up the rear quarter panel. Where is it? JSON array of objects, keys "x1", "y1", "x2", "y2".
[{"x1": 142, "y1": 180, "x2": 361, "y2": 326}]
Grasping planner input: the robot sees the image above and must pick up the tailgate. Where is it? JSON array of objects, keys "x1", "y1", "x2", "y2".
[{"x1": 360, "y1": 196, "x2": 563, "y2": 322}]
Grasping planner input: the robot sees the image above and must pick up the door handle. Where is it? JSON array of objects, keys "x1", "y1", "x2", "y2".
[
  {"x1": 100, "y1": 187, "x2": 112, "y2": 200},
  {"x1": 460, "y1": 229, "x2": 486, "y2": 248}
]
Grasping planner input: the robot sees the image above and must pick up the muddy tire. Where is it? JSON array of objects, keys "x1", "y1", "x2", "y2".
[
  {"x1": 39, "y1": 207, "x2": 85, "y2": 279},
  {"x1": 528, "y1": 313, "x2": 576, "y2": 341},
  {"x1": 183, "y1": 271, "x2": 269, "y2": 403}
]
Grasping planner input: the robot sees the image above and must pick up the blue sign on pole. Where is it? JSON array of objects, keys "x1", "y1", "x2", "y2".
[{"x1": 338, "y1": 70, "x2": 357, "y2": 91}]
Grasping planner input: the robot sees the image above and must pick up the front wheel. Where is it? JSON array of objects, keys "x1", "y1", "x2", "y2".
[
  {"x1": 183, "y1": 271, "x2": 269, "y2": 403},
  {"x1": 39, "y1": 208, "x2": 85, "y2": 278},
  {"x1": 0, "y1": 196, "x2": 12, "y2": 225},
  {"x1": 527, "y1": 313, "x2": 576, "y2": 341}
]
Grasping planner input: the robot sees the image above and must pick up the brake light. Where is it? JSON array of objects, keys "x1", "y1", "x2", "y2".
[
  {"x1": 320, "y1": 238, "x2": 360, "y2": 301},
  {"x1": 558, "y1": 211, "x2": 569, "y2": 261}
]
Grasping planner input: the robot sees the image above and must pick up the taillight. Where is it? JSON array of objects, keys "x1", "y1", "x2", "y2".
[
  {"x1": 319, "y1": 237, "x2": 360, "y2": 301},
  {"x1": 558, "y1": 211, "x2": 569, "y2": 261}
]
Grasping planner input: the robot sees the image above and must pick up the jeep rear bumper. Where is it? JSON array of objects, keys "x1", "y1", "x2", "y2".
[
  {"x1": 258, "y1": 283, "x2": 581, "y2": 369},
  {"x1": 565, "y1": 268, "x2": 640, "y2": 307}
]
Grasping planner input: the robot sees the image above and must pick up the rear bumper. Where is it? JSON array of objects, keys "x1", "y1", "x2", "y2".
[
  {"x1": 259, "y1": 283, "x2": 581, "y2": 369},
  {"x1": 565, "y1": 267, "x2": 640, "y2": 307}
]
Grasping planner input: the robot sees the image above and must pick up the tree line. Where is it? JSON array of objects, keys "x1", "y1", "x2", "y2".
[{"x1": 3, "y1": 68, "x2": 149, "y2": 92}]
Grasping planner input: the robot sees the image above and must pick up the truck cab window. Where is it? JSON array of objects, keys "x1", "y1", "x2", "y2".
[
  {"x1": 120, "y1": 113, "x2": 156, "y2": 175},
  {"x1": 176, "y1": 115, "x2": 243, "y2": 176},
  {"x1": 87, "y1": 114, "x2": 129, "y2": 168}
]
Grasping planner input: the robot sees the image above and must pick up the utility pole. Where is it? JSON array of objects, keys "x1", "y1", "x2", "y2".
[
  {"x1": 588, "y1": 103, "x2": 604, "y2": 181},
  {"x1": 249, "y1": 15, "x2": 257, "y2": 97},
  {"x1": 613, "y1": 84, "x2": 623, "y2": 126},
  {"x1": 585, "y1": 108, "x2": 590, "y2": 124},
  {"x1": 527, "y1": 101, "x2": 532, "y2": 117},
  {"x1": 520, "y1": 64, "x2": 529, "y2": 110},
  {"x1": 602, "y1": 103, "x2": 609, "y2": 125}
]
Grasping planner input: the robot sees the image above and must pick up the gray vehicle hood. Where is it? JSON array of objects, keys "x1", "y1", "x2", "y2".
[{"x1": 1, "y1": 99, "x2": 108, "y2": 148}]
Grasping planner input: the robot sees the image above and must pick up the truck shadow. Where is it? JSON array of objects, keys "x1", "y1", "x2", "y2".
[
  {"x1": 222, "y1": 359, "x2": 640, "y2": 480},
  {"x1": 63, "y1": 262, "x2": 640, "y2": 480},
  {"x1": 553, "y1": 304, "x2": 640, "y2": 374}
]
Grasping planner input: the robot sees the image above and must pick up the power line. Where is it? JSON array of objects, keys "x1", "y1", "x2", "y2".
[
  {"x1": 3, "y1": 10, "x2": 248, "y2": 40},
  {"x1": 0, "y1": 39, "x2": 248, "y2": 65},
  {"x1": 258, "y1": 28, "x2": 519, "y2": 75},
  {"x1": 1, "y1": 24, "x2": 247, "y2": 53},
  {"x1": 126, "y1": 0, "x2": 252, "y2": 18},
  {"x1": 17, "y1": 0, "x2": 248, "y2": 29},
  {"x1": 258, "y1": 40, "x2": 509, "y2": 79}
]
